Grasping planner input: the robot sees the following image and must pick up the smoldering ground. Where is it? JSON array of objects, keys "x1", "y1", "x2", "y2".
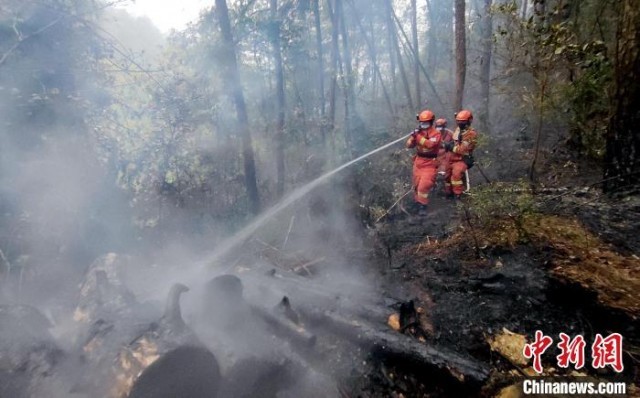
[
  {"x1": 0, "y1": 162, "x2": 375, "y2": 397},
  {"x1": 0, "y1": 27, "x2": 377, "y2": 392}
]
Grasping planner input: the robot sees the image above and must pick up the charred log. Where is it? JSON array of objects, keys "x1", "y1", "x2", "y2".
[
  {"x1": 78, "y1": 279, "x2": 202, "y2": 398},
  {"x1": 202, "y1": 274, "x2": 253, "y2": 331},
  {"x1": 302, "y1": 309, "x2": 489, "y2": 384},
  {"x1": 0, "y1": 304, "x2": 64, "y2": 398},
  {"x1": 397, "y1": 300, "x2": 428, "y2": 340},
  {"x1": 250, "y1": 299, "x2": 317, "y2": 348},
  {"x1": 161, "y1": 283, "x2": 189, "y2": 332},
  {"x1": 127, "y1": 345, "x2": 221, "y2": 398},
  {"x1": 113, "y1": 283, "x2": 201, "y2": 396},
  {"x1": 74, "y1": 257, "x2": 138, "y2": 325},
  {"x1": 276, "y1": 296, "x2": 300, "y2": 325}
]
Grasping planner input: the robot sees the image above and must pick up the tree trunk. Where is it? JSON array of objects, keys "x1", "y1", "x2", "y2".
[
  {"x1": 425, "y1": 0, "x2": 435, "y2": 74},
  {"x1": 454, "y1": 0, "x2": 466, "y2": 112},
  {"x1": 269, "y1": 0, "x2": 286, "y2": 198},
  {"x1": 426, "y1": 1, "x2": 454, "y2": 92},
  {"x1": 391, "y1": 9, "x2": 446, "y2": 114},
  {"x1": 350, "y1": 5, "x2": 394, "y2": 115},
  {"x1": 411, "y1": 0, "x2": 421, "y2": 107},
  {"x1": 311, "y1": 0, "x2": 326, "y2": 146},
  {"x1": 311, "y1": 1, "x2": 325, "y2": 118},
  {"x1": 604, "y1": 0, "x2": 640, "y2": 193},
  {"x1": 385, "y1": 0, "x2": 413, "y2": 111},
  {"x1": 337, "y1": 0, "x2": 355, "y2": 155},
  {"x1": 479, "y1": 0, "x2": 493, "y2": 131},
  {"x1": 521, "y1": 0, "x2": 528, "y2": 19},
  {"x1": 387, "y1": 3, "x2": 398, "y2": 96},
  {"x1": 327, "y1": 0, "x2": 339, "y2": 156},
  {"x1": 215, "y1": 0, "x2": 260, "y2": 214},
  {"x1": 529, "y1": 74, "x2": 547, "y2": 186},
  {"x1": 533, "y1": 0, "x2": 546, "y2": 26}
]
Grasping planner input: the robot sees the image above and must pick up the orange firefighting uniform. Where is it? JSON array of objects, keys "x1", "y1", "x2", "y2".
[
  {"x1": 444, "y1": 126, "x2": 478, "y2": 196},
  {"x1": 406, "y1": 127, "x2": 442, "y2": 205},
  {"x1": 437, "y1": 128, "x2": 454, "y2": 175}
]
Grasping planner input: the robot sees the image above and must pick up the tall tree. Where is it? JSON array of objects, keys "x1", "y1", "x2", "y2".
[
  {"x1": 349, "y1": 0, "x2": 394, "y2": 115},
  {"x1": 215, "y1": 0, "x2": 260, "y2": 213},
  {"x1": 426, "y1": 1, "x2": 454, "y2": 88},
  {"x1": 411, "y1": 0, "x2": 421, "y2": 107},
  {"x1": 269, "y1": 0, "x2": 286, "y2": 197},
  {"x1": 391, "y1": 8, "x2": 446, "y2": 113},
  {"x1": 479, "y1": 0, "x2": 493, "y2": 131},
  {"x1": 337, "y1": 0, "x2": 356, "y2": 154},
  {"x1": 327, "y1": 0, "x2": 340, "y2": 149},
  {"x1": 454, "y1": 0, "x2": 466, "y2": 112},
  {"x1": 311, "y1": 0, "x2": 326, "y2": 145},
  {"x1": 385, "y1": 0, "x2": 413, "y2": 110},
  {"x1": 425, "y1": 0, "x2": 435, "y2": 73},
  {"x1": 387, "y1": 3, "x2": 398, "y2": 96},
  {"x1": 604, "y1": 0, "x2": 640, "y2": 192}
]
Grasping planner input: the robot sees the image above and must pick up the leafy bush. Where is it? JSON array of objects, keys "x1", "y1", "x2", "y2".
[{"x1": 466, "y1": 181, "x2": 538, "y2": 245}]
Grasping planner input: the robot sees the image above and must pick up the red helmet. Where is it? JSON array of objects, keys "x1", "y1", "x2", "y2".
[
  {"x1": 435, "y1": 118, "x2": 447, "y2": 128},
  {"x1": 455, "y1": 110, "x2": 473, "y2": 123},
  {"x1": 417, "y1": 110, "x2": 435, "y2": 123}
]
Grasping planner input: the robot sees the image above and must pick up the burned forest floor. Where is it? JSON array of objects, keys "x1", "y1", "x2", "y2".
[
  {"x1": 1, "y1": 158, "x2": 639, "y2": 398},
  {"x1": 219, "y1": 171, "x2": 640, "y2": 397},
  {"x1": 359, "y1": 182, "x2": 640, "y2": 397}
]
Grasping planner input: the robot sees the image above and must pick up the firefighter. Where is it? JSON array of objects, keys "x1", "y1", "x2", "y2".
[
  {"x1": 406, "y1": 110, "x2": 442, "y2": 214},
  {"x1": 435, "y1": 118, "x2": 454, "y2": 180},
  {"x1": 443, "y1": 110, "x2": 478, "y2": 199}
]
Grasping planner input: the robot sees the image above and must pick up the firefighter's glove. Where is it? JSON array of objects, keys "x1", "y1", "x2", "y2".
[{"x1": 443, "y1": 141, "x2": 454, "y2": 152}]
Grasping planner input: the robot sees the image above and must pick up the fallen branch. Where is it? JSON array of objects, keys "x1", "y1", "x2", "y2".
[
  {"x1": 473, "y1": 162, "x2": 492, "y2": 184},
  {"x1": 292, "y1": 257, "x2": 326, "y2": 275},
  {"x1": 376, "y1": 188, "x2": 413, "y2": 223}
]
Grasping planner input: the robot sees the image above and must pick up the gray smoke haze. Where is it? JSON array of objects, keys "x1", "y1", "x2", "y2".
[
  {"x1": 0, "y1": 0, "x2": 525, "y2": 395},
  {"x1": 0, "y1": 2, "x2": 384, "y2": 397}
]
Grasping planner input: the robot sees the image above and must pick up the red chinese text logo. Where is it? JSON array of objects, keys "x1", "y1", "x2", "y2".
[
  {"x1": 557, "y1": 333, "x2": 586, "y2": 369},
  {"x1": 523, "y1": 330, "x2": 554, "y2": 374},
  {"x1": 522, "y1": 331, "x2": 624, "y2": 374},
  {"x1": 591, "y1": 333, "x2": 624, "y2": 373}
]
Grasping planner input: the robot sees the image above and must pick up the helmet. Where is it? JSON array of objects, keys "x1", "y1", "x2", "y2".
[
  {"x1": 435, "y1": 118, "x2": 447, "y2": 128},
  {"x1": 417, "y1": 110, "x2": 435, "y2": 123},
  {"x1": 455, "y1": 110, "x2": 473, "y2": 123}
]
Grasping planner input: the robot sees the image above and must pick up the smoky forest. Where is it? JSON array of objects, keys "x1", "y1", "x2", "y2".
[{"x1": 0, "y1": 0, "x2": 638, "y2": 397}]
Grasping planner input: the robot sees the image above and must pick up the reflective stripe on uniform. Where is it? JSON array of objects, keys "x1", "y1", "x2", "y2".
[
  {"x1": 451, "y1": 180, "x2": 464, "y2": 186},
  {"x1": 419, "y1": 136, "x2": 428, "y2": 146},
  {"x1": 417, "y1": 191, "x2": 429, "y2": 198}
]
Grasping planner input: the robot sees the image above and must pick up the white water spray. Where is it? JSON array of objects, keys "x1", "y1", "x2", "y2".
[{"x1": 193, "y1": 133, "x2": 410, "y2": 276}]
